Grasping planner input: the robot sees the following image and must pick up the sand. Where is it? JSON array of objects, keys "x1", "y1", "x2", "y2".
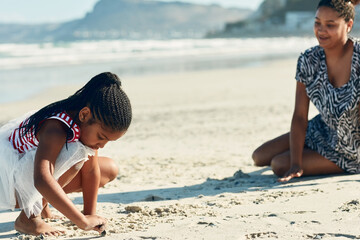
[{"x1": 1, "y1": 58, "x2": 360, "y2": 240}]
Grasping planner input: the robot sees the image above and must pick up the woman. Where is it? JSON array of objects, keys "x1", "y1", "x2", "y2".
[{"x1": 252, "y1": 0, "x2": 360, "y2": 182}]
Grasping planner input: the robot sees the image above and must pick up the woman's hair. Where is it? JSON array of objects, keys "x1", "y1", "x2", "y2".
[
  {"x1": 317, "y1": 0, "x2": 360, "y2": 22},
  {"x1": 23, "y1": 72, "x2": 132, "y2": 139}
]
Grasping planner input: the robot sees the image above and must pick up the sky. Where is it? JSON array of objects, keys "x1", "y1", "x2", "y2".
[{"x1": 0, "y1": 0, "x2": 264, "y2": 24}]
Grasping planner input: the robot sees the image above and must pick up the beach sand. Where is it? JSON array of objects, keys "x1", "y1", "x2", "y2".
[{"x1": 1, "y1": 58, "x2": 360, "y2": 240}]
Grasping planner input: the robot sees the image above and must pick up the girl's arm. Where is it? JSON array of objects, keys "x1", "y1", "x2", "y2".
[
  {"x1": 34, "y1": 119, "x2": 106, "y2": 232},
  {"x1": 278, "y1": 81, "x2": 310, "y2": 182},
  {"x1": 81, "y1": 150, "x2": 101, "y2": 215}
]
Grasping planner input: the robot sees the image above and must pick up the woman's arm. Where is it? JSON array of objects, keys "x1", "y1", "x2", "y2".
[
  {"x1": 278, "y1": 81, "x2": 310, "y2": 182},
  {"x1": 34, "y1": 119, "x2": 106, "y2": 231},
  {"x1": 81, "y1": 150, "x2": 100, "y2": 215}
]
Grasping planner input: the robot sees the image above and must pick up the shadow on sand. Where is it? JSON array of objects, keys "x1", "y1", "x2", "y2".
[
  {"x1": 71, "y1": 167, "x2": 356, "y2": 205},
  {"x1": 0, "y1": 167, "x2": 356, "y2": 239}
]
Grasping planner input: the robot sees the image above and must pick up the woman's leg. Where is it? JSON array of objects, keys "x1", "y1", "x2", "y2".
[
  {"x1": 271, "y1": 148, "x2": 344, "y2": 177},
  {"x1": 62, "y1": 156, "x2": 119, "y2": 194},
  {"x1": 252, "y1": 133, "x2": 290, "y2": 166},
  {"x1": 252, "y1": 133, "x2": 343, "y2": 178}
]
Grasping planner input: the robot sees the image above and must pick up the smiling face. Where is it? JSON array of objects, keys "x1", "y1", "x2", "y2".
[
  {"x1": 77, "y1": 107, "x2": 127, "y2": 150},
  {"x1": 314, "y1": 6, "x2": 353, "y2": 49}
]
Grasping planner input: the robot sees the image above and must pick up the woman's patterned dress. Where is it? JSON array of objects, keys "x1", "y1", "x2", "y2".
[{"x1": 296, "y1": 39, "x2": 360, "y2": 173}]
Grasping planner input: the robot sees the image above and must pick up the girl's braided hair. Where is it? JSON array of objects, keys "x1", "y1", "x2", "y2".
[
  {"x1": 22, "y1": 72, "x2": 132, "y2": 140},
  {"x1": 318, "y1": 0, "x2": 360, "y2": 22}
]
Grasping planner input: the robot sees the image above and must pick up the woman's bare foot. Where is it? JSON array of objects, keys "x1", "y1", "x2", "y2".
[{"x1": 15, "y1": 210, "x2": 65, "y2": 236}]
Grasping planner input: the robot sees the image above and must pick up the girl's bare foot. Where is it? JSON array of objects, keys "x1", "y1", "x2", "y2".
[{"x1": 15, "y1": 210, "x2": 65, "y2": 236}]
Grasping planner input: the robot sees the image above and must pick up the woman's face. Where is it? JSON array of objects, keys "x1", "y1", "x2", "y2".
[{"x1": 314, "y1": 6, "x2": 353, "y2": 49}]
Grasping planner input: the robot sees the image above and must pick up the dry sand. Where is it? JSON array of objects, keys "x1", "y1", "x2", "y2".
[{"x1": 1, "y1": 58, "x2": 360, "y2": 240}]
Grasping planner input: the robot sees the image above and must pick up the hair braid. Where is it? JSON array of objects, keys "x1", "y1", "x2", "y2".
[{"x1": 22, "y1": 72, "x2": 132, "y2": 139}]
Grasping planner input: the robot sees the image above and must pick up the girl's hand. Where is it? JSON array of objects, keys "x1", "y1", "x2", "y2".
[
  {"x1": 79, "y1": 215, "x2": 107, "y2": 233},
  {"x1": 278, "y1": 164, "x2": 303, "y2": 182}
]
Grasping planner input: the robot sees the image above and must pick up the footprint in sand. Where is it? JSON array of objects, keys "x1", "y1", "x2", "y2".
[
  {"x1": 306, "y1": 233, "x2": 360, "y2": 239},
  {"x1": 245, "y1": 231, "x2": 278, "y2": 239},
  {"x1": 336, "y1": 199, "x2": 360, "y2": 212}
]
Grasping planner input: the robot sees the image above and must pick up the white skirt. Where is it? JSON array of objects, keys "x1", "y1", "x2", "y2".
[{"x1": 0, "y1": 112, "x2": 94, "y2": 218}]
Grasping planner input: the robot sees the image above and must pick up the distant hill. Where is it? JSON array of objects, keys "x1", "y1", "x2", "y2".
[
  {"x1": 207, "y1": 0, "x2": 317, "y2": 38},
  {"x1": 207, "y1": 0, "x2": 360, "y2": 38},
  {"x1": 0, "y1": 0, "x2": 252, "y2": 43}
]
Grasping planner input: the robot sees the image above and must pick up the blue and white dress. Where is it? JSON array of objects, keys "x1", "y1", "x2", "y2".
[{"x1": 296, "y1": 39, "x2": 360, "y2": 173}]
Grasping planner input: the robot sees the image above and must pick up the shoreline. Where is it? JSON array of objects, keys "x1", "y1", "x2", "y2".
[
  {"x1": 0, "y1": 56, "x2": 300, "y2": 123},
  {"x1": 0, "y1": 53, "x2": 300, "y2": 105}
]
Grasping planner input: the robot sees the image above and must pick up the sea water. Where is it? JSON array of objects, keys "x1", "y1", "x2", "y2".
[{"x1": 0, "y1": 37, "x2": 317, "y2": 103}]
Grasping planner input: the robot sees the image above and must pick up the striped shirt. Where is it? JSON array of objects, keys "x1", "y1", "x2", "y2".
[{"x1": 9, "y1": 112, "x2": 81, "y2": 154}]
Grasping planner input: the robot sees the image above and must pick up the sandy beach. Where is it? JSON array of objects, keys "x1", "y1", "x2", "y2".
[{"x1": 1, "y1": 57, "x2": 360, "y2": 240}]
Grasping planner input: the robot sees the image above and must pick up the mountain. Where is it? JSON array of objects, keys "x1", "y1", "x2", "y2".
[
  {"x1": 0, "y1": 0, "x2": 252, "y2": 43},
  {"x1": 207, "y1": 0, "x2": 360, "y2": 38},
  {"x1": 206, "y1": 0, "x2": 318, "y2": 38},
  {"x1": 206, "y1": 0, "x2": 316, "y2": 38}
]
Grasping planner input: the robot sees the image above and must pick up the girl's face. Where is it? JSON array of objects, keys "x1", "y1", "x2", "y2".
[
  {"x1": 314, "y1": 6, "x2": 353, "y2": 49},
  {"x1": 80, "y1": 122, "x2": 126, "y2": 150},
  {"x1": 77, "y1": 107, "x2": 126, "y2": 150}
]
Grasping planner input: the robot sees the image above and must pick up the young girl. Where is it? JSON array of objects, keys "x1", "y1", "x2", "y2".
[
  {"x1": 252, "y1": 0, "x2": 360, "y2": 182},
  {"x1": 0, "y1": 72, "x2": 132, "y2": 236}
]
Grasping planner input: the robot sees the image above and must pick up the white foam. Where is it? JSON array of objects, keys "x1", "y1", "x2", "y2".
[{"x1": 0, "y1": 38, "x2": 317, "y2": 70}]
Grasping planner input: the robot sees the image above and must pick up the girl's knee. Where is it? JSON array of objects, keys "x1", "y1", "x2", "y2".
[
  {"x1": 100, "y1": 157, "x2": 119, "y2": 183},
  {"x1": 107, "y1": 159, "x2": 119, "y2": 182}
]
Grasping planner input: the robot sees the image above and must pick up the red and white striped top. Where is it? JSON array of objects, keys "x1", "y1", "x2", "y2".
[{"x1": 9, "y1": 112, "x2": 81, "y2": 154}]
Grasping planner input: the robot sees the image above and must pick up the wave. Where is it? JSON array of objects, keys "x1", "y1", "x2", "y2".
[
  {"x1": 0, "y1": 37, "x2": 317, "y2": 70},
  {"x1": 0, "y1": 37, "x2": 318, "y2": 104}
]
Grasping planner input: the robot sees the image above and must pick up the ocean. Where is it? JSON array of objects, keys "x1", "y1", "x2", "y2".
[{"x1": 0, "y1": 37, "x2": 317, "y2": 104}]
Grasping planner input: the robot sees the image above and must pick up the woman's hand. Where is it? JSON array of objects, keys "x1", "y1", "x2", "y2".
[
  {"x1": 278, "y1": 164, "x2": 303, "y2": 182},
  {"x1": 78, "y1": 215, "x2": 107, "y2": 233}
]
